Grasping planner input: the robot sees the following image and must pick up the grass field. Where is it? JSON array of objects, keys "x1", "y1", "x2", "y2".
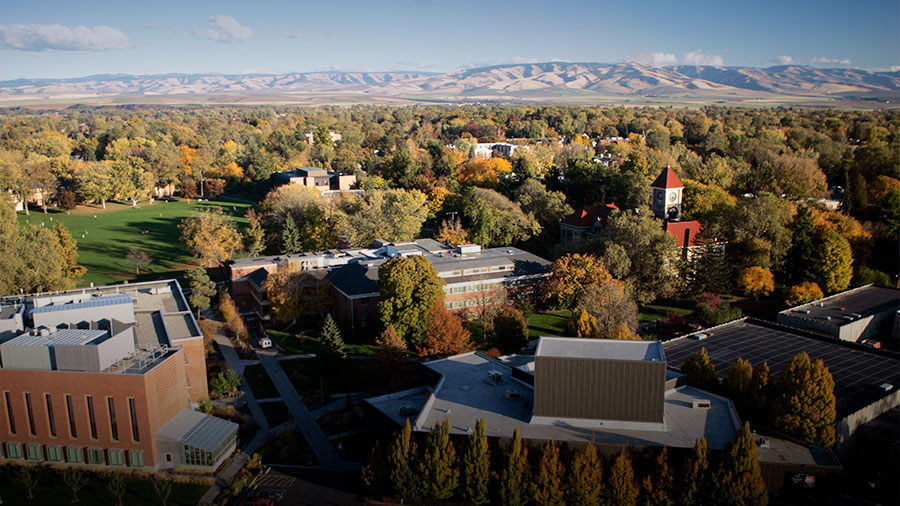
[
  {"x1": 268, "y1": 324, "x2": 380, "y2": 356},
  {"x1": 243, "y1": 363, "x2": 281, "y2": 399},
  {"x1": 526, "y1": 310, "x2": 571, "y2": 338},
  {"x1": 17, "y1": 198, "x2": 252, "y2": 287},
  {"x1": 280, "y1": 358, "x2": 377, "y2": 396},
  {"x1": 258, "y1": 400, "x2": 292, "y2": 427},
  {"x1": 0, "y1": 466, "x2": 207, "y2": 506}
]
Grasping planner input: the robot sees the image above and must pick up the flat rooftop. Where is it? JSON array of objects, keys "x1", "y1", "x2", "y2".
[
  {"x1": 377, "y1": 352, "x2": 739, "y2": 450},
  {"x1": 3, "y1": 328, "x2": 109, "y2": 347},
  {"x1": 536, "y1": 337, "x2": 664, "y2": 361},
  {"x1": 663, "y1": 318, "x2": 900, "y2": 419},
  {"x1": 31, "y1": 293, "x2": 132, "y2": 314},
  {"x1": 780, "y1": 285, "x2": 899, "y2": 327}
]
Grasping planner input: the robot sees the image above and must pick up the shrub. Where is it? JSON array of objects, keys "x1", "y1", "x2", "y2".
[{"x1": 57, "y1": 189, "x2": 78, "y2": 209}]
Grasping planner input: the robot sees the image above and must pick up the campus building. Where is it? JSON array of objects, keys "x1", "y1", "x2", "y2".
[
  {"x1": 0, "y1": 280, "x2": 238, "y2": 471},
  {"x1": 271, "y1": 167, "x2": 357, "y2": 193},
  {"x1": 228, "y1": 240, "x2": 552, "y2": 334}
]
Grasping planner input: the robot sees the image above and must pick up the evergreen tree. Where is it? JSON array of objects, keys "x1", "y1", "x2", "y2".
[
  {"x1": 606, "y1": 448, "x2": 639, "y2": 506},
  {"x1": 388, "y1": 419, "x2": 420, "y2": 502},
  {"x1": 677, "y1": 437, "x2": 708, "y2": 506},
  {"x1": 421, "y1": 418, "x2": 459, "y2": 501},
  {"x1": 281, "y1": 214, "x2": 303, "y2": 253},
  {"x1": 711, "y1": 422, "x2": 768, "y2": 506},
  {"x1": 54, "y1": 222, "x2": 87, "y2": 279},
  {"x1": 185, "y1": 267, "x2": 216, "y2": 318},
  {"x1": 684, "y1": 243, "x2": 730, "y2": 297},
  {"x1": 319, "y1": 313, "x2": 346, "y2": 359},
  {"x1": 499, "y1": 426, "x2": 530, "y2": 506},
  {"x1": 533, "y1": 441, "x2": 565, "y2": 506},
  {"x1": 462, "y1": 418, "x2": 491, "y2": 505},
  {"x1": 787, "y1": 204, "x2": 816, "y2": 284},
  {"x1": 568, "y1": 442, "x2": 603, "y2": 506},
  {"x1": 773, "y1": 352, "x2": 836, "y2": 447},
  {"x1": 640, "y1": 446, "x2": 673, "y2": 506},
  {"x1": 681, "y1": 348, "x2": 718, "y2": 392}
]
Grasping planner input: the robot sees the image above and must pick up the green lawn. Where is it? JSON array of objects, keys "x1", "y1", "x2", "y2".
[
  {"x1": 17, "y1": 198, "x2": 252, "y2": 287},
  {"x1": 0, "y1": 466, "x2": 207, "y2": 505},
  {"x1": 268, "y1": 324, "x2": 380, "y2": 356},
  {"x1": 639, "y1": 304, "x2": 695, "y2": 322},
  {"x1": 280, "y1": 357, "x2": 377, "y2": 396},
  {"x1": 258, "y1": 400, "x2": 292, "y2": 427},
  {"x1": 243, "y1": 363, "x2": 280, "y2": 399},
  {"x1": 526, "y1": 310, "x2": 572, "y2": 338}
]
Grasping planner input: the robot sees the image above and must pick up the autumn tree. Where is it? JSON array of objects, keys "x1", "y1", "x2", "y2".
[
  {"x1": 681, "y1": 348, "x2": 718, "y2": 392},
  {"x1": 262, "y1": 264, "x2": 331, "y2": 322},
  {"x1": 773, "y1": 352, "x2": 836, "y2": 447},
  {"x1": 677, "y1": 437, "x2": 709, "y2": 506},
  {"x1": 388, "y1": 419, "x2": 420, "y2": 502},
  {"x1": 75, "y1": 161, "x2": 113, "y2": 209},
  {"x1": 783, "y1": 282, "x2": 824, "y2": 307},
  {"x1": 461, "y1": 187, "x2": 537, "y2": 247},
  {"x1": 532, "y1": 441, "x2": 565, "y2": 506},
  {"x1": 361, "y1": 440, "x2": 389, "y2": 497},
  {"x1": 378, "y1": 256, "x2": 444, "y2": 346},
  {"x1": 566, "y1": 308, "x2": 600, "y2": 338},
  {"x1": 681, "y1": 179, "x2": 736, "y2": 222},
  {"x1": 462, "y1": 418, "x2": 491, "y2": 505},
  {"x1": 543, "y1": 253, "x2": 609, "y2": 309},
  {"x1": 811, "y1": 228, "x2": 853, "y2": 293},
  {"x1": 376, "y1": 324, "x2": 406, "y2": 354},
  {"x1": 490, "y1": 307, "x2": 529, "y2": 355},
  {"x1": 738, "y1": 266, "x2": 774, "y2": 299},
  {"x1": 127, "y1": 247, "x2": 151, "y2": 275},
  {"x1": 640, "y1": 447, "x2": 673, "y2": 506},
  {"x1": 180, "y1": 208, "x2": 242, "y2": 267},
  {"x1": 54, "y1": 222, "x2": 86, "y2": 279},
  {"x1": 606, "y1": 449, "x2": 638, "y2": 506},
  {"x1": 419, "y1": 300, "x2": 473, "y2": 357},
  {"x1": 435, "y1": 216, "x2": 468, "y2": 246},
  {"x1": 568, "y1": 442, "x2": 603, "y2": 506},
  {"x1": 499, "y1": 426, "x2": 530, "y2": 506},
  {"x1": 576, "y1": 277, "x2": 639, "y2": 339},
  {"x1": 319, "y1": 313, "x2": 346, "y2": 360},
  {"x1": 711, "y1": 422, "x2": 768, "y2": 506},
  {"x1": 421, "y1": 419, "x2": 458, "y2": 501},
  {"x1": 457, "y1": 157, "x2": 513, "y2": 187}
]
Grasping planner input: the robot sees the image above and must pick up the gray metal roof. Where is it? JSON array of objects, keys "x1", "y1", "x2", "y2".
[
  {"x1": 32, "y1": 293, "x2": 132, "y2": 314},
  {"x1": 2, "y1": 329, "x2": 108, "y2": 347},
  {"x1": 536, "y1": 337, "x2": 664, "y2": 362},
  {"x1": 779, "y1": 285, "x2": 899, "y2": 328}
]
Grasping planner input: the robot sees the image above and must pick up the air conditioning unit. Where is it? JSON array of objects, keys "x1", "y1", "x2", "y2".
[
  {"x1": 691, "y1": 399, "x2": 711, "y2": 409},
  {"x1": 487, "y1": 370, "x2": 503, "y2": 384},
  {"x1": 879, "y1": 383, "x2": 894, "y2": 392},
  {"x1": 692, "y1": 333, "x2": 708, "y2": 341},
  {"x1": 399, "y1": 405, "x2": 418, "y2": 416},
  {"x1": 505, "y1": 390, "x2": 523, "y2": 400}
]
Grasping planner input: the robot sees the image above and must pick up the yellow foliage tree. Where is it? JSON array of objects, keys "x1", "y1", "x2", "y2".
[
  {"x1": 435, "y1": 217, "x2": 468, "y2": 247},
  {"x1": 783, "y1": 282, "x2": 824, "y2": 307},
  {"x1": 179, "y1": 208, "x2": 242, "y2": 267},
  {"x1": 544, "y1": 254, "x2": 611, "y2": 309},
  {"x1": 738, "y1": 266, "x2": 775, "y2": 299},
  {"x1": 610, "y1": 322, "x2": 640, "y2": 341},
  {"x1": 427, "y1": 186, "x2": 451, "y2": 219},
  {"x1": 566, "y1": 308, "x2": 599, "y2": 338},
  {"x1": 262, "y1": 263, "x2": 332, "y2": 322},
  {"x1": 179, "y1": 145, "x2": 197, "y2": 176},
  {"x1": 457, "y1": 158, "x2": 512, "y2": 187}
]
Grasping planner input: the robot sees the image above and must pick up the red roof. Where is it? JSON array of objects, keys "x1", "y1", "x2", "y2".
[
  {"x1": 560, "y1": 204, "x2": 618, "y2": 228},
  {"x1": 651, "y1": 166, "x2": 684, "y2": 189},
  {"x1": 664, "y1": 220, "x2": 703, "y2": 248}
]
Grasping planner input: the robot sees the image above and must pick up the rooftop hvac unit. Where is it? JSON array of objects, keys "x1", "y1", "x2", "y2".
[
  {"x1": 487, "y1": 370, "x2": 503, "y2": 384},
  {"x1": 691, "y1": 399, "x2": 711, "y2": 409},
  {"x1": 691, "y1": 333, "x2": 708, "y2": 341},
  {"x1": 399, "y1": 405, "x2": 418, "y2": 416},
  {"x1": 457, "y1": 244, "x2": 481, "y2": 255},
  {"x1": 505, "y1": 390, "x2": 523, "y2": 400},
  {"x1": 796, "y1": 309, "x2": 810, "y2": 314},
  {"x1": 879, "y1": 383, "x2": 894, "y2": 392},
  {"x1": 757, "y1": 437, "x2": 771, "y2": 449}
]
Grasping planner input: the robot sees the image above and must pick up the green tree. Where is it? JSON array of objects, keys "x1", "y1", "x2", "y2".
[
  {"x1": 281, "y1": 214, "x2": 303, "y2": 254},
  {"x1": 62, "y1": 468, "x2": 89, "y2": 503},
  {"x1": 18, "y1": 224, "x2": 73, "y2": 293},
  {"x1": 568, "y1": 442, "x2": 603, "y2": 506},
  {"x1": 490, "y1": 307, "x2": 529, "y2": 355},
  {"x1": 421, "y1": 418, "x2": 459, "y2": 501},
  {"x1": 17, "y1": 466, "x2": 38, "y2": 499},
  {"x1": 377, "y1": 256, "x2": 444, "y2": 346},
  {"x1": 677, "y1": 437, "x2": 709, "y2": 506},
  {"x1": 773, "y1": 352, "x2": 836, "y2": 447},
  {"x1": 533, "y1": 441, "x2": 565, "y2": 506},
  {"x1": 461, "y1": 187, "x2": 537, "y2": 247},
  {"x1": 787, "y1": 205, "x2": 816, "y2": 284},
  {"x1": 185, "y1": 267, "x2": 216, "y2": 318},
  {"x1": 209, "y1": 369, "x2": 243, "y2": 399},
  {"x1": 107, "y1": 472, "x2": 127, "y2": 506},
  {"x1": 711, "y1": 422, "x2": 768, "y2": 506},
  {"x1": 243, "y1": 208, "x2": 266, "y2": 257},
  {"x1": 499, "y1": 426, "x2": 530, "y2": 506},
  {"x1": 361, "y1": 440, "x2": 389, "y2": 497},
  {"x1": 723, "y1": 357, "x2": 754, "y2": 417},
  {"x1": 152, "y1": 476, "x2": 172, "y2": 506},
  {"x1": 335, "y1": 189, "x2": 429, "y2": 247},
  {"x1": 606, "y1": 449, "x2": 638, "y2": 506},
  {"x1": 599, "y1": 211, "x2": 679, "y2": 304},
  {"x1": 462, "y1": 418, "x2": 491, "y2": 505},
  {"x1": 681, "y1": 348, "x2": 718, "y2": 392},
  {"x1": 388, "y1": 418, "x2": 420, "y2": 503},
  {"x1": 812, "y1": 229, "x2": 853, "y2": 293},
  {"x1": 319, "y1": 313, "x2": 346, "y2": 360},
  {"x1": 127, "y1": 247, "x2": 151, "y2": 275},
  {"x1": 74, "y1": 161, "x2": 113, "y2": 209},
  {"x1": 640, "y1": 447, "x2": 673, "y2": 506}
]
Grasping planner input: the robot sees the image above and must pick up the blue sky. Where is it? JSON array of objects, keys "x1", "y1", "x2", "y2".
[{"x1": 0, "y1": 0, "x2": 897, "y2": 80}]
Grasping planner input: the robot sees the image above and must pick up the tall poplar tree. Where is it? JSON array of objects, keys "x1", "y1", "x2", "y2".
[
  {"x1": 388, "y1": 418, "x2": 420, "y2": 502},
  {"x1": 462, "y1": 418, "x2": 491, "y2": 505},
  {"x1": 640, "y1": 446, "x2": 673, "y2": 506},
  {"x1": 568, "y1": 442, "x2": 603, "y2": 506},
  {"x1": 421, "y1": 418, "x2": 458, "y2": 501},
  {"x1": 711, "y1": 422, "x2": 768, "y2": 505},
  {"x1": 773, "y1": 352, "x2": 836, "y2": 447},
  {"x1": 681, "y1": 347, "x2": 718, "y2": 392},
  {"x1": 677, "y1": 437, "x2": 709, "y2": 506},
  {"x1": 606, "y1": 448, "x2": 639, "y2": 506},
  {"x1": 499, "y1": 426, "x2": 530, "y2": 506},
  {"x1": 533, "y1": 441, "x2": 565, "y2": 506}
]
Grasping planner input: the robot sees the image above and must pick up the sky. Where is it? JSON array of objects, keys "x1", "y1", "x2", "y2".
[{"x1": 0, "y1": 0, "x2": 897, "y2": 80}]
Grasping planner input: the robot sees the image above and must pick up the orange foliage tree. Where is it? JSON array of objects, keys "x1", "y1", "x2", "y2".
[
  {"x1": 457, "y1": 158, "x2": 512, "y2": 187},
  {"x1": 418, "y1": 301, "x2": 473, "y2": 357},
  {"x1": 738, "y1": 266, "x2": 775, "y2": 299}
]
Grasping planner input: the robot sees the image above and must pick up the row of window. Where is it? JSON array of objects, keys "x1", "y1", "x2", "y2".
[
  {"x1": 3, "y1": 391, "x2": 140, "y2": 444},
  {"x1": 1, "y1": 441, "x2": 144, "y2": 467},
  {"x1": 438, "y1": 264, "x2": 514, "y2": 278},
  {"x1": 443, "y1": 281, "x2": 505, "y2": 295},
  {"x1": 444, "y1": 295, "x2": 505, "y2": 310}
]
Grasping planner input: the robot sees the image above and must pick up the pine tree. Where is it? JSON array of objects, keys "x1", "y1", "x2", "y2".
[
  {"x1": 640, "y1": 446, "x2": 673, "y2": 506},
  {"x1": 787, "y1": 204, "x2": 816, "y2": 284},
  {"x1": 463, "y1": 418, "x2": 491, "y2": 505},
  {"x1": 499, "y1": 426, "x2": 530, "y2": 506},
  {"x1": 388, "y1": 419, "x2": 420, "y2": 502},
  {"x1": 533, "y1": 441, "x2": 565, "y2": 506},
  {"x1": 185, "y1": 267, "x2": 216, "y2": 318},
  {"x1": 711, "y1": 422, "x2": 768, "y2": 506},
  {"x1": 421, "y1": 418, "x2": 459, "y2": 501},
  {"x1": 773, "y1": 352, "x2": 836, "y2": 447},
  {"x1": 606, "y1": 448, "x2": 638, "y2": 506},
  {"x1": 319, "y1": 313, "x2": 346, "y2": 359},
  {"x1": 681, "y1": 347, "x2": 718, "y2": 392},
  {"x1": 282, "y1": 214, "x2": 303, "y2": 253},
  {"x1": 568, "y1": 442, "x2": 603, "y2": 506},
  {"x1": 677, "y1": 437, "x2": 708, "y2": 506}
]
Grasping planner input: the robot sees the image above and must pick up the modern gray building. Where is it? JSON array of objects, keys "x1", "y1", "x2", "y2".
[{"x1": 777, "y1": 284, "x2": 899, "y2": 344}]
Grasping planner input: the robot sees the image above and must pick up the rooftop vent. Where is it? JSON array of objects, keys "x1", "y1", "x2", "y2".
[
  {"x1": 796, "y1": 309, "x2": 810, "y2": 314},
  {"x1": 758, "y1": 437, "x2": 771, "y2": 449},
  {"x1": 487, "y1": 370, "x2": 503, "y2": 384},
  {"x1": 692, "y1": 399, "x2": 711, "y2": 409},
  {"x1": 879, "y1": 383, "x2": 894, "y2": 392},
  {"x1": 505, "y1": 390, "x2": 523, "y2": 400},
  {"x1": 691, "y1": 333, "x2": 708, "y2": 341},
  {"x1": 457, "y1": 244, "x2": 481, "y2": 255}
]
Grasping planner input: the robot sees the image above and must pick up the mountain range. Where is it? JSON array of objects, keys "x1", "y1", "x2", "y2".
[{"x1": 1, "y1": 62, "x2": 897, "y2": 105}]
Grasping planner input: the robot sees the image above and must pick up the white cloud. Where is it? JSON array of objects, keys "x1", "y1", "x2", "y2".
[
  {"x1": 811, "y1": 56, "x2": 852, "y2": 66},
  {"x1": 0, "y1": 23, "x2": 128, "y2": 51},
  {"x1": 283, "y1": 32, "x2": 304, "y2": 40},
  {"x1": 774, "y1": 55, "x2": 794, "y2": 65},
  {"x1": 462, "y1": 56, "x2": 542, "y2": 69},
  {"x1": 194, "y1": 15, "x2": 253, "y2": 43},
  {"x1": 628, "y1": 52, "x2": 678, "y2": 67},
  {"x1": 683, "y1": 49, "x2": 724, "y2": 66}
]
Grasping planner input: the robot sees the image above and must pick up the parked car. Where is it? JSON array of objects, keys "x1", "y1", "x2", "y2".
[{"x1": 258, "y1": 336, "x2": 273, "y2": 349}]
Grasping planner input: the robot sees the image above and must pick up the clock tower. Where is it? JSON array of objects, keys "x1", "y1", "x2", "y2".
[{"x1": 650, "y1": 165, "x2": 684, "y2": 221}]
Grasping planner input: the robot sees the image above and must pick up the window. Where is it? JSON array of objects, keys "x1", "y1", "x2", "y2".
[
  {"x1": 107, "y1": 397, "x2": 118, "y2": 441},
  {"x1": 66, "y1": 446, "x2": 83, "y2": 463},
  {"x1": 129, "y1": 398, "x2": 140, "y2": 442},
  {"x1": 4, "y1": 391, "x2": 15, "y2": 434},
  {"x1": 128, "y1": 449, "x2": 145, "y2": 467},
  {"x1": 45, "y1": 394, "x2": 56, "y2": 437},
  {"x1": 5, "y1": 441, "x2": 22, "y2": 459},
  {"x1": 66, "y1": 394, "x2": 77, "y2": 438},
  {"x1": 107, "y1": 448, "x2": 124, "y2": 466},
  {"x1": 46, "y1": 444, "x2": 63, "y2": 462},
  {"x1": 24, "y1": 392, "x2": 36, "y2": 436},
  {"x1": 86, "y1": 447, "x2": 104, "y2": 465},
  {"x1": 25, "y1": 443, "x2": 42, "y2": 460},
  {"x1": 86, "y1": 396, "x2": 97, "y2": 439}
]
